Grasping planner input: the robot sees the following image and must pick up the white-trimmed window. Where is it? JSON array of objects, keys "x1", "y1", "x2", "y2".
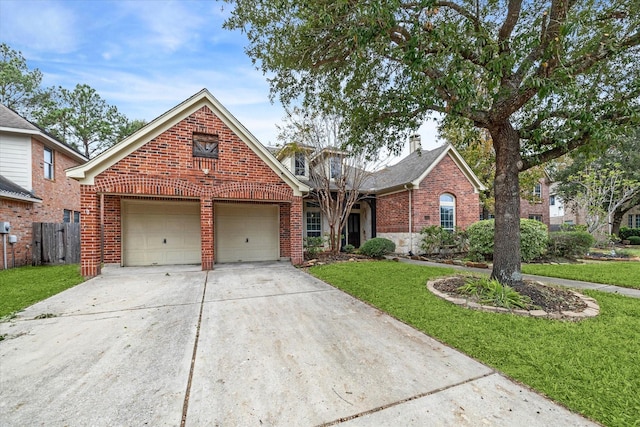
[
  {"x1": 330, "y1": 156, "x2": 342, "y2": 179},
  {"x1": 533, "y1": 183, "x2": 542, "y2": 198},
  {"x1": 439, "y1": 193, "x2": 455, "y2": 231},
  {"x1": 44, "y1": 147, "x2": 54, "y2": 179},
  {"x1": 306, "y1": 211, "x2": 321, "y2": 237},
  {"x1": 295, "y1": 153, "x2": 306, "y2": 176}
]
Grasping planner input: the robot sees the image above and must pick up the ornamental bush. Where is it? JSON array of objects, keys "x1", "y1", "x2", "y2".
[
  {"x1": 548, "y1": 231, "x2": 595, "y2": 258},
  {"x1": 467, "y1": 219, "x2": 548, "y2": 262},
  {"x1": 619, "y1": 227, "x2": 640, "y2": 241},
  {"x1": 360, "y1": 237, "x2": 396, "y2": 258},
  {"x1": 628, "y1": 236, "x2": 640, "y2": 245},
  {"x1": 419, "y1": 225, "x2": 468, "y2": 254}
]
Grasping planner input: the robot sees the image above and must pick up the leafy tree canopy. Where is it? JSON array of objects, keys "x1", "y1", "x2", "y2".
[
  {"x1": 34, "y1": 84, "x2": 131, "y2": 158},
  {"x1": 0, "y1": 43, "x2": 45, "y2": 118},
  {"x1": 226, "y1": 0, "x2": 640, "y2": 285},
  {"x1": 226, "y1": 0, "x2": 640, "y2": 162}
]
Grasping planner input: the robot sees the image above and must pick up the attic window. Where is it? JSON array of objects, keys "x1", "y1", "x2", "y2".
[{"x1": 193, "y1": 132, "x2": 219, "y2": 159}]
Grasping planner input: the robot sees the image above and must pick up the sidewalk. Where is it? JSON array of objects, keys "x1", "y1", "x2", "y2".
[{"x1": 396, "y1": 257, "x2": 640, "y2": 299}]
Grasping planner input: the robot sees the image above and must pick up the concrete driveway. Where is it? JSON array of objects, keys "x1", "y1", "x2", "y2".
[{"x1": 0, "y1": 262, "x2": 595, "y2": 426}]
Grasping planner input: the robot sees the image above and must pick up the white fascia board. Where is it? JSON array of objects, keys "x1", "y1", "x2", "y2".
[{"x1": 411, "y1": 144, "x2": 487, "y2": 193}]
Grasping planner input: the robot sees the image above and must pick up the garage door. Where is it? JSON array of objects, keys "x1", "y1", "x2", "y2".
[
  {"x1": 215, "y1": 203, "x2": 279, "y2": 263},
  {"x1": 122, "y1": 200, "x2": 201, "y2": 266}
]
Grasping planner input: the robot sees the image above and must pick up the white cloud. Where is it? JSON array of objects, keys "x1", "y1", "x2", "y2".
[
  {"x1": 115, "y1": 0, "x2": 209, "y2": 53},
  {"x1": 0, "y1": 1, "x2": 78, "y2": 53}
]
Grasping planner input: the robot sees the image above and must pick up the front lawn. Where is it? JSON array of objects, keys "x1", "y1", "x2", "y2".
[
  {"x1": 0, "y1": 264, "x2": 84, "y2": 318},
  {"x1": 523, "y1": 261, "x2": 640, "y2": 289},
  {"x1": 310, "y1": 261, "x2": 640, "y2": 427}
]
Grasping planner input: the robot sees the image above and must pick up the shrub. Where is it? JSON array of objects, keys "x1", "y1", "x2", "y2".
[
  {"x1": 342, "y1": 244, "x2": 355, "y2": 254},
  {"x1": 467, "y1": 219, "x2": 548, "y2": 262},
  {"x1": 419, "y1": 226, "x2": 468, "y2": 254},
  {"x1": 303, "y1": 236, "x2": 325, "y2": 257},
  {"x1": 548, "y1": 231, "x2": 595, "y2": 258},
  {"x1": 620, "y1": 227, "x2": 640, "y2": 241},
  {"x1": 628, "y1": 236, "x2": 640, "y2": 245},
  {"x1": 457, "y1": 276, "x2": 532, "y2": 309},
  {"x1": 360, "y1": 237, "x2": 396, "y2": 258}
]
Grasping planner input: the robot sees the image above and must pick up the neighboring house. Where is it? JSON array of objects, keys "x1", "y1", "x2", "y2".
[
  {"x1": 279, "y1": 137, "x2": 487, "y2": 254},
  {"x1": 0, "y1": 104, "x2": 87, "y2": 269},
  {"x1": 549, "y1": 182, "x2": 588, "y2": 231},
  {"x1": 520, "y1": 175, "x2": 551, "y2": 229},
  {"x1": 624, "y1": 205, "x2": 640, "y2": 229},
  {"x1": 66, "y1": 89, "x2": 309, "y2": 277}
]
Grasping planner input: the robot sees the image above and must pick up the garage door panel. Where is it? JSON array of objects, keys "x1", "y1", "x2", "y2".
[
  {"x1": 122, "y1": 201, "x2": 201, "y2": 266},
  {"x1": 215, "y1": 204, "x2": 279, "y2": 263}
]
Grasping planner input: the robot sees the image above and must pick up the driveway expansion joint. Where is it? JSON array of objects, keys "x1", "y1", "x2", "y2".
[
  {"x1": 316, "y1": 371, "x2": 497, "y2": 426},
  {"x1": 180, "y1": 271, "x2": 209, "y2": 427}
]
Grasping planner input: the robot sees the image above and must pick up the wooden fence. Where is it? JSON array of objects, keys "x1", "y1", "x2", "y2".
[{"x1": 32, "y1": 223, "x2": 80, "y2": 265}]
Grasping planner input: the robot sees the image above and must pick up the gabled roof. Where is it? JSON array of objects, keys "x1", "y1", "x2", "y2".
[
  {"x1": 364, "y1": 144, "x2": 486, "y2": 193},
  {"x1": 66, "y1": 89, "x2": 309, "y2": 196},
  {"x1": 0, "y1": 174, "x2": 42, "y2": 203},
  {"x1": 0, "y1": 104, "x2": 87, "y2": 163}
]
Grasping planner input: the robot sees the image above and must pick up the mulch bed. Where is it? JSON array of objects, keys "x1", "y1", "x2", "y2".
[{"x1": 432, "y1": 275, "x2": 588, "y2": 313}]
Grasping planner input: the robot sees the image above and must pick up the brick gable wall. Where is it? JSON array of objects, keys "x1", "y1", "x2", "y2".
[
  {"x1": 80, "y1": 106, "x2": 303, "y2": 276},
  {"x1": 375, "y1": 153, "x2": 481, "y2": 253},
  {"x1": 412, "y1": 155, "x2": 480, "y2": 230},
  {"x1": 520, "y1": 178, "x2": 551, "y2": 228},
  {"x1": 376, "y1": 154, "x2": 480, "y2": 234},
  {"x1": 0, "y1": 137, "x2": 82, "y2": 269}
]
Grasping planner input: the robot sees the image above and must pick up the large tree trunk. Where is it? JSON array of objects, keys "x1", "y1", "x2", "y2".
[
  {"x1": 611, "y1": 208, "x2": 625, "y2": 237},
  {"x1": 489, "y1": 122, "x2": 523, "y2": 287}
]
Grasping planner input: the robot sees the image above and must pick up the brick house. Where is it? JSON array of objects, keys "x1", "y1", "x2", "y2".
[
  {"x1": 67, "y1": 89, "x2": 309, "y2": 277},
  {"x1": 278, "y1": 137, "x2": 486, "y2": 254},
  {"x1": 520, "y1": 175, "x2": 551, "y2": 229},
  {"x1": 0, "y1": 104, "x2": 87, "y2": 269}
]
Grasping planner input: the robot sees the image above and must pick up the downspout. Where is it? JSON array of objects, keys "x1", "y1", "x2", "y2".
[
  {"x1": 405, "y1": 184, "x2": 413, "y2": 254},
  {"x1": 100, "y1": 193, "x2": 104, "y2": 265}
]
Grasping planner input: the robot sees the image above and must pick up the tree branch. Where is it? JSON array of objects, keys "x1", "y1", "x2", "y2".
[{"x1": 498, "y1": 0, "x2": 522, "y2": 44}]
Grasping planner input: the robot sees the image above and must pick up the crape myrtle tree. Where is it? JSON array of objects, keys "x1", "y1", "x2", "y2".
[
  {"x1": 225, "y1": 0, "x2": 640, "y2": 286},
  {"x1": 278, "y1": 107, "x2": 374, "y2": 254},
  {"x1": 553, "y1": 132, "x2": 640, "y2": 237}
]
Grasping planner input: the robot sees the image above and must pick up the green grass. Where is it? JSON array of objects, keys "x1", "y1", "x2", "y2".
[
  {"x1": 523, "y1": 261, "x2": 640, "y2": 289},
  {"x1": 0, "y1": 264, "x2": 84, "y2": 318},
  {"x1": 310, "y1": 261, "x2": 640, "y2": 427}
]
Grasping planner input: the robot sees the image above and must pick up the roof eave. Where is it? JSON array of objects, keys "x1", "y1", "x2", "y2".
[{"x1": 0, "y1": 192, "x2": 42, "y2": 203}]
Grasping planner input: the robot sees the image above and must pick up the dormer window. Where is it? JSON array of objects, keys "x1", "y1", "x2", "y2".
[
  {"x1": 330, "y1": 155, "x2": 342, "y2": 179},
  {"x1": 193, "y1": 132, "x2": 219, "y2": 159},
  {"x1": 295, "y1": 152, "x2": 306, "y2": 176}
]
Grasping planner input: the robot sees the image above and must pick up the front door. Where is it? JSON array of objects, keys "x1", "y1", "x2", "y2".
[{"x1": 347, "y1": 213, "x2": 361, "y2": 248}]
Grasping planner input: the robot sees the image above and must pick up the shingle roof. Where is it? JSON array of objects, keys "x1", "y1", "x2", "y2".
[
  {"x1": 0, "y1": 103, "x2": 87, "y2": 162},
  {"x1": 0, "y1": 174, "x2": 41, "y2": 203},
  {"x1": 0, "y1": 104, "x2": 41, "y2": 131},
  {"x1": 363, "y1": 144, "x2": 449, "y2": 191}
]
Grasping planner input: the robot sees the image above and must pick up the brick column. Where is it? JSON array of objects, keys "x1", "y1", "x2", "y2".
[
  {"x1": 201, "y1": 198, "x2": 214, "y2": 270},
  {"x1": 80, "y1": 187, "x2": 101, "y2": 277},
  {"x1": 290, "y1": 196, "x2": 304, "y2": 265}
]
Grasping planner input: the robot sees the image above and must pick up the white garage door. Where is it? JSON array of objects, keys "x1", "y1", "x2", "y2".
[
  {"x1": 122, "y1": 200, "x2": 201, "y2": 266},
  {"x1": 215, "y1": 203, "x2": 279, "y2": 263}
]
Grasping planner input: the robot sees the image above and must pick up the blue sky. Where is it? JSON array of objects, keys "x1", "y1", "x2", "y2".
[{"x1": 0, "y1": 0, "x2": 440, "y2": 155}]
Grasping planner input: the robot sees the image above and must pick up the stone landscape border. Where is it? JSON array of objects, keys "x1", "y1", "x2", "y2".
[{"x1": 427, "y1": 278, "x2": 600, "y2": 321}]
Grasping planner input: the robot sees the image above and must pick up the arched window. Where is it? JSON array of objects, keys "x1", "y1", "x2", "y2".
[{"x1": 440, "y1": 193, "x2": 455, "y2": 231}]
